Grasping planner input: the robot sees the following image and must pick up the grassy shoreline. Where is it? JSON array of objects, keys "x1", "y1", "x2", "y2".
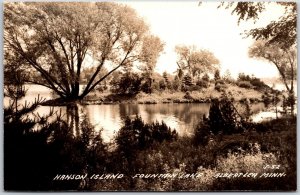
[{"x1": 42, "y1": 84, "x2": 269, "y2": 106}]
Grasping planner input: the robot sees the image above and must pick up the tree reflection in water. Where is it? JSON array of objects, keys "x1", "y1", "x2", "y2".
[{"x1": 66, "y1": 103, "x2": 81, "y2": 137}]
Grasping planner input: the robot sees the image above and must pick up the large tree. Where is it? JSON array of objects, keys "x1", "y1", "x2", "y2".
[
  {"x1": 249, "y1": 40, "x2": 296, "y2": 112},
  {"x1": 138, "y1": 35, "x2": 164, "y2": 93},
  {"x1": 4, "y1": 2, "x2": 163, "y2": 101},
  {"x1": 175, "y1": 45, "x2": 219, "y2": 82}
]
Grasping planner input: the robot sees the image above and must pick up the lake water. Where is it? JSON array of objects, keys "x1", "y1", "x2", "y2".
[{"x1": 4, "y1": 85, "x2": 273, "y2": 142}]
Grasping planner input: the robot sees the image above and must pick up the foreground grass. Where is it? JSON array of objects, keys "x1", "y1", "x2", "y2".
[{"x1": 90, "y1": 117, "x2": 296, "y2": 191}]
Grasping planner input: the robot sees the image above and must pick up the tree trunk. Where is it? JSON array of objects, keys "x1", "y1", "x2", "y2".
[{"x1": 72, "y1": 82, "x2": 80, "y2": 100}]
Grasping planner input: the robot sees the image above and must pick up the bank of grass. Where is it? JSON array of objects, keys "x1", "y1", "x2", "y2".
[{"x1": 83, "y1": 84, "x2": 264, "y2": 105}]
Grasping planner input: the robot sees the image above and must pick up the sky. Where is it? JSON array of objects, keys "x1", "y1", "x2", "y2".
[{"x1": 120, "y1": 1, "x2": 286, "y2": 79}]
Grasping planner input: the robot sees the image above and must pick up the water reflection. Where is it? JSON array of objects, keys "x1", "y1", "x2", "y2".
[
  {"x1": 71, "y1": 103, "x2": 211, "y2": 142},
  {"x1": 83, "y1": 104, "x2": 122, "y2": 142},
  {"x1": 4, "y1": 101, "x2": 268, "y2": 143},
  {"x1": 4, "y1": 85, "x2": 272, "y2": 143},
  {"x1": 66, "y1": 104, "x2": 81, "y2": 137}
]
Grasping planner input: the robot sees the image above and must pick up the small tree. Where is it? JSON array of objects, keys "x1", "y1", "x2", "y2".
[
  {"x1": 214, "y1": 70, "x2": 221, "y2": 81},
  {"x1": 172, "y1": 76, "x2": 181, "y2": 91},
  {"x1": 158, "y1": 80, "x2": 167, "y2": 91},
  {"x1": 163, "y1": 71, "x2": 172, "y2": 90},
  {"x1": 222, "y1": 69, "x2": 234, "y2": 83},
  {"x1": 208, "y1": 95, "x2": 245, "y2": 135},
  {"x1": 182, "y1": 74, "x2": 193, "y2": 91}
]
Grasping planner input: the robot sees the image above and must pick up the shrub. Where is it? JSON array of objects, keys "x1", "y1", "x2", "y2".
[
  {"x1": 182, "y1": 74, "x2": 193, "y2": 91},
  {"x1": 208, "y1": 96, "x2": 245, "y2": 135},
  {"x1": 187, "y1": 85, "x2": 202, "y2": 92},
  {"x1": 237, "y1": 73, "x2": 269, "y2": 91},
  {"x1": 111, "y1": 72, "x2": 142, "y2": 95},
  {"x1": 237, "y1": 73, "x2": 251, "y2": 81},
  {"x1": 217, "y1": 143, "x2": 278, "y2": 173},
  {"x1": 202, "y1": 74, "x2": 210, "y2": 82},
  {"x1": 215, "y1": 79, "x2": 225, "y2": 85},
  {"x1": 194, "y1": 116, "x2": 212, "y2": 146},
  {"x1": 140, "y1": 79, "x2": 153, "y2": 94},
  {"x1": 115, "y1": 115, "x2": 178, "y2": 155},
  {"x1": 159, "y1": 80, "x2": 167, "y2": 90},
  {"x1": 183, "y1": 91, "x2": 193, "y2": 99},
  {"x1": 214, "y1": 83, "x2": 226, "y2": 92},
  {"x1": 250, "y1": 78, "x2": 266, "y2": 89},
  {"x1": 214, "y1": 84, "x2": 221, "y2": 92},
  {"x1": 261, "y1": 92, "x2": 272, "y2": 105},
  {"x1": 172, "y1": 76, "x2": 181, "y2": 91},
  {"x1": 211, "y1": 142, "x2": 292, "y2": 191},
  {"x1": 196, "y1": 80, "x2": 209, "y2": 88},
  {"x1": 237, "y1": 81, "x2": 253, "y2": 89},
  {"x1": 214, "y1": 70, "x2": 221, "y2": 81}
]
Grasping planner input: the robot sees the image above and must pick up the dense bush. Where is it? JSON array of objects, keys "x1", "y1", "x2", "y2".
[
  {"x1": 196, "y1": 80, "x2": 209, "y2": 88},
  {"x1": 158, "y1": 80, "x2": 167, "y2": 90},
  {"x1": 187, "y1": 85, "x2": 202, "y2": 92},
  {"x1": 237, "y1": 81, "x2": 253, "y2": 89},
  {"x1": 194, "y1": 95, "x2": 246, "y2": 146},
  {"x1": 250, "y1": 78, "x2": 266, "y2": 89},
  {"x1": 182, "y1": 74, "x2": 193, "y2": 91},
  {"x1": 237, "y1": 73, "x2": 269, "y2": 91},
  {"x1": 116, "y1": 115, "x2": 178, "y2": 154},
  {"x1": 215, "y1": 79, "x2": 225, "y2": 85},
  {"x1": 214, "y1": 84, "x2": 222, "y2": 92},
  {"x1": 172, "y1": 76, "x2": 181, "y2": 91},
  {"x1": 214, "y1": 70, "x2": 221, "y2": 81},
  {"x1": 214, "y1": 82, "x2": 226, "y2": 92},
  {"x1": 202, "y1": 74, "x2": 210, "y2": 82},
  {"x1": 110, "y1": 72, "x2": 143, "y2": 95},
  {"x1": 208, "y1": 96, "x2": 245, "y2": 135},
  {"x1": 112, "y1": 115, "x2": 178, "y2": 181},
  {"x1": 194, "y1": 116, "x2": 212, "y2": 146},
  {"x1": 261, "y1": 94, "x2": 272, "y2": 105}
]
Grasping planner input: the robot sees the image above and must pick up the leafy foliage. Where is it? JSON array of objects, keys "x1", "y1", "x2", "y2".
[
  {"x1": 182, "y1": 74, "x2": 193, "y2": 91},
  {"x1": 208, "y1": 95, "x2": 246, "y2": 135},
  {"x1": 249, "y1": 40, "x2": 296, "y2": 113},
  {"x1": 175, "y1": 45, "x2": 219, "y2": 81},
  {"x1": 4, "y1": 2, "x2": 163, "y2": 100},
  {"x1": 214, "y1": 70, "x2": 221, "y2": 81},
  {"x1": 110, "y1": 72, "x2": 143, "y2": 95},
  {"x1": 237, "y1": 81, "x2": 253, "y2": 89},
  {"x1": 116, "y1": 115, "x2": 178, "y2": 154},
  {"x1": 220, "y1": 2, "x2": 296, "y2": 49},
  {"x1": 237, "y1": 73, "x2": 269, "y2": 91},
  {"x1": 249, "y1": 41, "x2": 296, "y2": 91}
]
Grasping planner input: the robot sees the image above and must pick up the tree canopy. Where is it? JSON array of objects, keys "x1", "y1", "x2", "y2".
[
  {"x1": 175, "y1": 45, "x2": 219, "y2": 81},
  {"x1": 219, "y1": 2, "x2": 297, "y2": 49},
  {"x1": 249, "y1": 40, "x2": 296, "y2": 94},
  {"x1": 4, "y1": 2, "x2": 163, "y2": 100}
]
